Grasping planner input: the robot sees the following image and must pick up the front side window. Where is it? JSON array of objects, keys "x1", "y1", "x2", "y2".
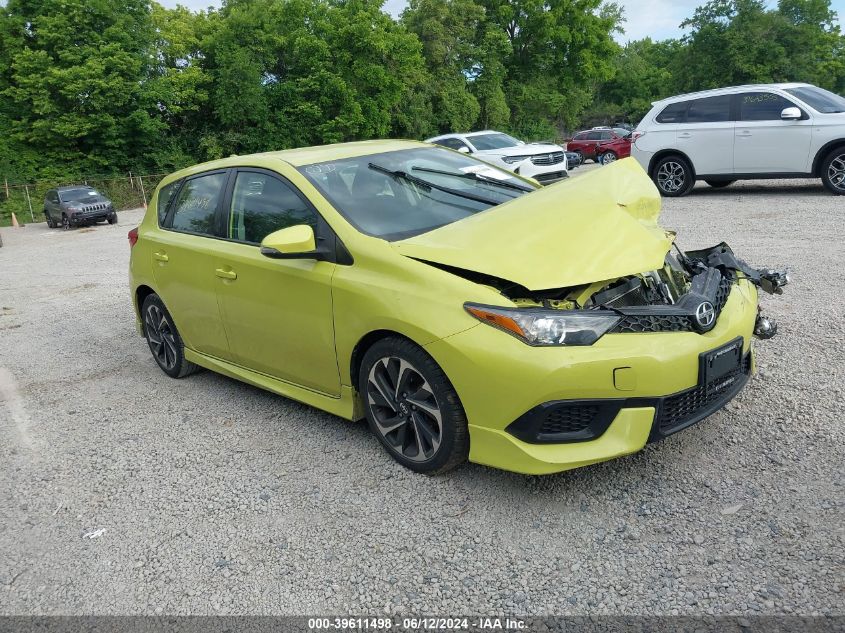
[
  {"x1": 169, "y1": 172, "x2": 226, "y2": 236},
  {"x1": 466, "y1": 133, "x2": 521, "y2": 151},
  {"x1": 686, "y1": 95, "x2": 732, "y2": 123},
  {"x1": 785, "y1": 86, "x2": 845, "y2": 114},
  {"x1": 585, "y1": 131, "x2": 603, "y2": 141},
  {"x1": 228, "y1": 172, "x2": 317, "y2": 244},
  {"x1": 739, "y1": 92, "x2": 798, "y2": 121},
  {"x1": 156, "y1": 181, "x2": 179, "y2": 225},
  {"x1": 300, "y1": 147, "x2": 536, "y2": 241},
  {"x1": 600, "y1": 131, "x2": 613, "y2": 140}
]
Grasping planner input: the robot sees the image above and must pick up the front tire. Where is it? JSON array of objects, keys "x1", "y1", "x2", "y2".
[
  {"x1": 599, "y1": 151, "x2": 617, "y2": 165},
  {"x1": 141, "y1": 293, "x2": 200, "y2": 379},
  {"x1": 359, "y1": 337, "x2": 469, "y2": 474},
  {"x1": 652, "y1": 155, "x2": 695, "y2": 197},
  {"x1": 44, "y1": 211, "x2": 55, "y2": 228},
  {"x1": 107, "y1": 212, "x2": 117, "y2": 224},
  {"x1": 705, "y1": 180, "x2": 735, "y2": 188},
  {"x1": 820, "y1": 148, "x2": 845, "y2": 195},
  {"x1": 61, "y1": 214, "x2": 70, "y2": 230}
]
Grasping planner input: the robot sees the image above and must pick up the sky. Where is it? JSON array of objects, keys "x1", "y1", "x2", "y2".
[{"x1": 162, "y1": 0, "x2": 845, "y2": 42}]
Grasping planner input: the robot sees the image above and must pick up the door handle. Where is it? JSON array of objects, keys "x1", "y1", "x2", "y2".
[
  {"x1": 215, "y1": 268, "x2": 237, "y2": 280},
  {"x1": 153, "y1": 252, "x2": 169, "y2": 262},
  {"x1": 678, "y1": 132, "x2": 692, "y2": 139},
  {"x1": 737, "y1": 131, "x2": 752, "y2": 137}
]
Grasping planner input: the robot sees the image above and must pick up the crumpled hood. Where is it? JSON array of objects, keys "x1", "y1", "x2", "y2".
[{"x1": 393, "y1": 158, "x2": 674, "y2": 291}]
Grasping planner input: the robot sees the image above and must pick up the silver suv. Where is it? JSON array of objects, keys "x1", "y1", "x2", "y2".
[{"x1": 632, "y1": 83, "x2": 845, "y2": 196}]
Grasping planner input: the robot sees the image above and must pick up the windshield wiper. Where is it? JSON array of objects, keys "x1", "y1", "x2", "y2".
[
  {"x1": 368, "y1": 163, "x2": 500, "y2": 206},
  {"x1": 411, "y1": 166, "x2": 535, "y2": 193}
]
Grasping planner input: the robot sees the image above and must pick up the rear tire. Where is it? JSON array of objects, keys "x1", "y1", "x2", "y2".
[
  {"x1": 820, "y1": 148, "x2": 845, "y2": 195},
  {"x1": 652, "y1": 155, "x2": 695, "y2": 197},
  {"x1": 359, "y1": 337, "x2": 469, "y2": 474},
  {"x1": 705, "y1": 180, "x2": 735, "y2": 188},
  {"x1": 141, "y1": 293, "x2": 200, "y2": 379}
]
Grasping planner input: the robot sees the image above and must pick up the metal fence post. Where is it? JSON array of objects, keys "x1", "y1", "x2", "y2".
[
  {"x1": 24, "y1": 185, "x2": 35, "y2": 222},
  {"x1": 139, "y1": 177, "x2": 148, "y2": 209}
]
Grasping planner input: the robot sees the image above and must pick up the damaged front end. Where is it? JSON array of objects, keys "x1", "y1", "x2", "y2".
[{"x1": 464, "y1": 242, "x2": 787, "y2": 346}]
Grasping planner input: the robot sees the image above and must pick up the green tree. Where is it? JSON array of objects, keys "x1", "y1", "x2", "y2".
[{"x1": 1, "y1": 0, "x2": 160, "y2": 178}]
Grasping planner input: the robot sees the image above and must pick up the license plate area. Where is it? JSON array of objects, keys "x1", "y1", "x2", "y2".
[{"x1": 700, "y1": 337, "x2": 743, "y2": 393}]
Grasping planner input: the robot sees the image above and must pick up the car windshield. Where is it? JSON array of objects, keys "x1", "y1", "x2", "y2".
[
  {"x1": 785, "y1": 86, "x2": 845, "y2": 113},
  {"x1": 466, "y1": 133, "x2": 522, "y2": 151},
  {"x1": 299, "y1": 147, "x2": 537, "y2": 241},
  {"x1": 60, "y1": 188, "x2": 101, "y2": 202}
]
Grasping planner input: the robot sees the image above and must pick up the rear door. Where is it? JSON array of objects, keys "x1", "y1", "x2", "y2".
[
  {"x1": 674, "y1": 94, "x2": 735, "y2": 175},
  {"x1": 733, "y1": 91, "x2": 813, "y2": 173},
  {"x1": 212, "y1": 169, "x2": 340, "y2": 396},
  {"x1": 151, "y1": 170, "x2": 232, "y2": 360}
]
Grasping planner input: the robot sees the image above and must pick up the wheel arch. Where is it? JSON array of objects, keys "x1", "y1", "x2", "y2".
[
  {"x1": 349, "y1": 329, "x2": 426, "y2": 391},
  {"x1": 812, "y1": 139, "x2": 845, "y2": 176},
  {"x1": 648, "y1": 149, "x2": 696, "y2": 179},
  {"x1": 134, "y1": 284, "x2": 156, "y2": 321}
]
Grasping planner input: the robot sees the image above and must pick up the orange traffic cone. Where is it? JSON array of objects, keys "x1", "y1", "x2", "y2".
[{"x1": 11, "y1": 213, "x2": 20, "y2": 228}]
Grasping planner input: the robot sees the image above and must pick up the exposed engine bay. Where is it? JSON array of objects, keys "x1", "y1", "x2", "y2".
[{"x1": 486, "y1": 243, "x2": 789, "y2": 338}]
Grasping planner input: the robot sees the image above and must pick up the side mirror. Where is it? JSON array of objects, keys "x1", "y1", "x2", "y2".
[
  {"x1": 781, "y1": 107, "x2": 802, "y2": 121},
  {"x1": 260, "y1": 225, "x2": 325, "y2": 260},
  {"x1": 457, "y1": 146, "x2": 471, "y2": 154}
]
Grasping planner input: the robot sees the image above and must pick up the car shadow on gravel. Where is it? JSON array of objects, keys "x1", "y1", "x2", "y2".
[{"x1": 687, "y1": 181, "x2": 829, "y2": 197}]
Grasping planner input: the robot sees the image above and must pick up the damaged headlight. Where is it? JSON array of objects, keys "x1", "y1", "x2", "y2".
[{"x1": 465, "y1": 304, "x2": 621, "y2": 346}]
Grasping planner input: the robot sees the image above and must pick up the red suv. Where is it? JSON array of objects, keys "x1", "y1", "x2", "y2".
[{"x1": 567, "y1": 128, "x2": 632, "y2": 164}]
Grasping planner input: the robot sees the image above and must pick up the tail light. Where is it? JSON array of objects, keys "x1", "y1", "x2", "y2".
[
  {"x1": 632, "y1": 131, "x2": 645, "y2": 142},
  {"x1": 128, "y1": 227, "x2": 139, "y2": 248}
]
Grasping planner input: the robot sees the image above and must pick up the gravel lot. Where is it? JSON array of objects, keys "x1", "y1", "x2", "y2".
[{"x1": 0, "y1": 173, "x2": 843, "y2": 617}]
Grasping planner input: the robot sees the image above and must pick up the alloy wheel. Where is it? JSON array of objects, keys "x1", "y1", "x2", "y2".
[
  {"x1": 601, "y1": 152, "x2": 617, "y2": 165},
  {"x1": 145, "y1": 303, "x2": 179, "y2": 371},
  {"x1": 366, "y1": 356, "x2": 443, "y2": 462},
  {"x1": 828, "y1": 153, "x2": 845, "y2": 191},
  {"x1": 656, "y1": 160, "x2": 686, "y2": 193}
]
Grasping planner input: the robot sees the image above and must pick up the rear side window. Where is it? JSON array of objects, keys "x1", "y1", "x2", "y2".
[
  {"x1": 169, "y1": 172, "x2": 227, "y2": 236},
  {"x1": 686, "y1": 95, "x2": 732, "y2": 123},
  {"x1": 739, "y1": 92, "x2": 797, "y2": 121},
  {"x1": 436, "y1": 138, "x2": 470, "y2": 152},
  {"x1": 573, "y1": 132, "x2": 587, "y2": 141},
  {"x1": 228, "y1": 172, "x2": 317, "y2": 244},
  {"x1": 656, "y1": 102, "x2": 688, "y2": 123},
  {"x1": 156, "y1": 181, "x2": 179, "y2": 225}
]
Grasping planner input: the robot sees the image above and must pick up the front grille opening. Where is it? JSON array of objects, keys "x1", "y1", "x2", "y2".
[{"x1": 656, "y1": 353, "x2": 751, "y2": 435}]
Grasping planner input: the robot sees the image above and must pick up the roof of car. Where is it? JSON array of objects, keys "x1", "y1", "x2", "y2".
[
  {"x1": 653, "y1": 83, "x2": 813, "y2": 105},
  {"x1": 56, "y1": 185, "x2": 95, "y2": 191},
  {"x1": 165, "y1": 140, "x2": 427, "y2": 182},
  {"x1": 426, "y1": 130, "x2": 511, "y2": 142}
]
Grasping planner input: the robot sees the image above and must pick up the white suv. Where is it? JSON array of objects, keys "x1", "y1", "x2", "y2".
[
  {"x1": 632, "y1": 83, "x2": 845, "y2": 196},
  {"x1": 426, "y1": 130, "x2": 568, "y2": 184}
]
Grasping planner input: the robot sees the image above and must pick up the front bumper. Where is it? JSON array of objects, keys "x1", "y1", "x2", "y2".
[
  {"x1": 424, "y1": 278, "x2": 760, "y2": 474},
  {"x1": 71, "y1": 209, "x2": 114, "y2": 224}
]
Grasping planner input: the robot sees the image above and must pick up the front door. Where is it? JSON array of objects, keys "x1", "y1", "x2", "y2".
[
  {"x1": 151, "y1": 170, "x2": 232, "y2": 361},
  {"x1": 213, "y1": 169, "x2": 340, "y2": 396},
  {"x1": 733, "y1": 91, "x2": 814, "y2": 173}
]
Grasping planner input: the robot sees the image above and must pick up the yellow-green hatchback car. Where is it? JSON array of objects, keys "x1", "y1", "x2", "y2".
[{"x1": 129, "y1": 141, "x2": 787, "y2": 475}]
